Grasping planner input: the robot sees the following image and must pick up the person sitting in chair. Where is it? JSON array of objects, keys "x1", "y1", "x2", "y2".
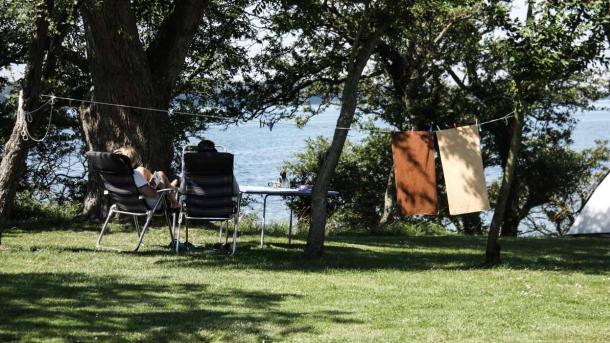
[
  {"x1": 197, "y1": 139, "x2": 240, "y2": 195},
  {"x1": 113, "y1": 146, "x2": 179, "y2": 208}
]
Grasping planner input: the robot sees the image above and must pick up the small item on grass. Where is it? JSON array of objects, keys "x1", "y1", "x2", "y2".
[
  {"x1": 169, "y1": 240, "x2": 198, "y2": 252},
  {"x1": 211, "y1": 242, "x2": 231, "y2": 254}
]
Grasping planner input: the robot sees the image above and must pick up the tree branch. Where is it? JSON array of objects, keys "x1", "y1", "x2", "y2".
[
  {"x1": 57, "y1": 46, "x2": 88, "y2": 73},
  {"x1": 146, "y1": 0, "x2": 210, "y2": 99}
]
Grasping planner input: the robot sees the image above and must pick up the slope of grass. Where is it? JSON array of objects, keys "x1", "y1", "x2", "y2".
[{"x1": 0, "y1": 221, "x2": 608, "y2": 342}]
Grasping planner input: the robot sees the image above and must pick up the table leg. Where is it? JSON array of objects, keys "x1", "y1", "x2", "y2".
[
  {"x1": 260, "y1": 195, "x2": 268, "y2": 248},
  {"x1": 288, "y1": 207, "x2": 293, "y2": 245}
]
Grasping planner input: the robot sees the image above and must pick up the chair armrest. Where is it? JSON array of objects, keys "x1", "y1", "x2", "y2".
[{"x1": 156, "y1": 188, "x2": 174, "y2": 194}]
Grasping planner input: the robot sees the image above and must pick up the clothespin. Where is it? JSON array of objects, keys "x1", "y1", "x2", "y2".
[
  {"x1": 436, "y1": 125, "x2": 441, "y2": 131},
  {"x1": 428, "y1": 124, "x2": 433, "y2": 134},
  {"x1": 453, "y1": 123, "x2": 457, "y2": 128},
  {"x1": 410, "y1": 126, "x2": 415, "y2": 133},
  {"x1": 50, "y1": 94, "x2": 56, "y2": 105},
  {"x1": 475, "y1": 118, "x2": 480, "y2": 132},
  {"x1": 268, "y1": 121, "x2": 274, "y2": 132},
  {"x1": 168, "y1": 108, "x2": 174, "y2": 116}
]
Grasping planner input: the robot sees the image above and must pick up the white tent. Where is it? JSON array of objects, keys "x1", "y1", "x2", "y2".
[{"x1": 568, "y1": 170, "x2": 610, "y2": 235}]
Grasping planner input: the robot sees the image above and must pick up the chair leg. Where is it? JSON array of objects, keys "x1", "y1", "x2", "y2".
[
  {"x1": 175, "y1": 210, "x2": 183, "y2": 255},
  {"x1": 164, "y1": 209, "x2": 174, "y2": 242},
  {"x1": 97, "y1": 205, "x2": 116, "y2": 249},
  {"x1": 134, "y1": 211, "x2": 154, "y2": 252},
  {"x1": 218, "y1": 222, "x2": 224, "y2": 243},
  {"x1": 224, "y1": 221, "x2": 229, "y2": 245},
  {"x1": 133, "y1": 216, "x2": 141, "y2": 237},
  {"x1": 185, "y1": 218, "x2": 189, "y2": 243},
  {"x1": 231, "y1": 216, "x2": 239, "y2": 256},
  {"x1": 231, "y1": 198, "x2": 241, "y2": 256}
]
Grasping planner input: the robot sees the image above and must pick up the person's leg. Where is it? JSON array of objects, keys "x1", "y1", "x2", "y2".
[
  {"x1": 136, "y1": 167, "x2": 154, "y2": 181},
  {"x1": 156, "y1": 171, "x2": 179, "y2": 207}
]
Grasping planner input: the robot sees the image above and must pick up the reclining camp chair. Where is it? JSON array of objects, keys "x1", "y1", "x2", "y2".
[
  {"x1": 174, "y1": 146, "x2": 241, "y2": 255},
  {"x1": 86, "y1": 151, "x2": 175, "y2": 252}
]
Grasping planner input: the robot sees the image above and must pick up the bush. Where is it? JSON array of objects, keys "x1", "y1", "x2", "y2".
[
  {"x1": 379, "y1": 221, "x2": 449, "y2": 236},
  {"x1": 283, "y1": 133, "x2": 393, "y2": 229},
  {"x1": 12, "y1": 190, "x2": 80, "y2": 223}
]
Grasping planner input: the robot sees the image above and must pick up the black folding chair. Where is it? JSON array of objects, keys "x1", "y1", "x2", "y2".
[
  {"x1": 86, "y1": 151, "x2": 175, "y2": 252},
  {"x1": 175, "y1": 147, "x2": 241, "y2": 255}
]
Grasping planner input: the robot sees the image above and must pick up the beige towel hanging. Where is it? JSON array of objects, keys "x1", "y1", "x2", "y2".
[
  {"x1": 436, "y1": 125, "x2": 490, "y2": 215},
  {"x1": 391, "y1": 131, "x2": 438, "y2": 215}
]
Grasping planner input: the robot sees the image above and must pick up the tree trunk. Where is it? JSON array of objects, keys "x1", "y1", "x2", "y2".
[
  {"x1": 0, "y1": 95, "x2": 32, "y2": 243},
  {"x1": 485, "y1": 103, "x2": 525, "y2": 265},
  {"x1": 79, "y1": 103, "x2": 107, "y2": 220},
  {"x1": 305, "y1": 28, "x2": 384, "y2": 258},
  {"x1": 0, "y1": 1, "x2": 52, "y2": 243},
  {"x1": 80, "y1": 1, "x2": 171, "y2": 169},
  {"x1": 378, "y1": 167, "x2": 395, "y2": 227},
  {"x1": 79, "y1": 0, "x2": 207, "y2": 217},
  {"x1": 500, "y1": 185, "x2": 521, "y2": 237}
]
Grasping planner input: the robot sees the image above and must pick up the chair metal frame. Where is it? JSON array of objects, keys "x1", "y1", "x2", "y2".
[
  {"x1": 174, "y1": 146, "x2": 241, "y2": 255},
  {"x1": 96, "y1": 189, "x2": 176, "y2": 252},
  {"x1": 87, "y1": 151, "x2": 176, "y2": 252}
]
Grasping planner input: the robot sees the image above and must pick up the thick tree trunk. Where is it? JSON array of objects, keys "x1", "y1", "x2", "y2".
[
  {"x1": 79, "y1": 104, "x2": 107, "y2": 220},
  {"x1": 81, "y1": 1, "x2": 171, "y2": 169},
  {"x1": 79, "y1": 0, "x2": 207, "y2": 217},
  {"x1": 305, "y1": 28, "x2": 384, "y2": 257},
  {"x1": 378, "y1": 167, "x2": 395, "y2": 227},
  {"x1": 485, "y1": 103, "x2": 525, "y2": 265},
  {"x1": 0, "y1": 96, "x2": 31, "y2": 243},
  {"x1": 0, "y1": 1, "x2": 52, "y2": 243}
]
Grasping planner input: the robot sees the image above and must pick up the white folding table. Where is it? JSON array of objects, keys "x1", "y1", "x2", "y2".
[{"x1": 239, "y1": 185, "x2": 339, "y2": 248}]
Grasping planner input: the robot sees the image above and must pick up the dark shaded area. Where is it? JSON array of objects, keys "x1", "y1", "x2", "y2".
[
  {"x1": 154, "y1": 234, "x2": 609, "y2": 274},
  {"x1": 5, "y1": 221, "x2": 609, "y2": 275},
  {"x1": 0, "y1": 272, "x2": 357, "y2": 341}
]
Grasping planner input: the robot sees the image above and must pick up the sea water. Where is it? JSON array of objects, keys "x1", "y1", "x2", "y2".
[{"x1": 201, "y1": 100, "x2": 610, "y2": 223}]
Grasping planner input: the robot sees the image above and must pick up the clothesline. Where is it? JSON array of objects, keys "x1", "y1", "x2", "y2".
[
  {"x1": 334, "y1": 110, "x2": 515, "y2": 133},
  {"x1": 39, "y1": 94, "x2": 226, "y2": 121},
  {"x1": 31, "y1": 93, "x2": 516, "y2": 136}
]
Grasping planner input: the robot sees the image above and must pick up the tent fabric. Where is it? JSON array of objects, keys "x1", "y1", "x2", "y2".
[
  {"x1": 436, "y1": 125, "x2": 490, "y2": 215},
  {"x1": 391, "y1": 131, "x2": 438, "y2": 215},
  {"x1": 568, "y1": 170, "x2": 610, "y2": 235}
]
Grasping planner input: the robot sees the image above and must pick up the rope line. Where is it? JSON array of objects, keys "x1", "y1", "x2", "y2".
[
  {"x1": 37, "y1": 93, "x2": 517, "y2": 136},
  {"x1": 20, "y1": 96, "x2": 55, "y2": 142},
  {"x1": 41, "y1": 94, "x2": 228, "y2": 121}
]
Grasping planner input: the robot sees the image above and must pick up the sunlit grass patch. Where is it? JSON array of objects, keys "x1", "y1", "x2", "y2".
[{"x1": 0, "y1": 222, "x2": 608, "y2": 342}]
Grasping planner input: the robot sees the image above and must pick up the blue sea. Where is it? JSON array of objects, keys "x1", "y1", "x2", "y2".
[{"x1": 201, "y1": 100, "x2": 610, "y2": 223}]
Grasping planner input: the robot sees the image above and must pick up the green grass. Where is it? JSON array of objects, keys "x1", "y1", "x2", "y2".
[{"x1": 0, "y1": 220, "x2": 608, "y2": 342}]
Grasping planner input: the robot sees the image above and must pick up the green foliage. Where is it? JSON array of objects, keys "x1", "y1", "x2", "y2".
[
  {"x1": 0, "y1": 0, "x2": 257, "y2": 208},
  {"x1": 283, "y1": 133, "x2": 399, "y2": 229},
  {"x1": 488, "y1": 138, "x2": 610, "y2": 236},
  {"x1": 11, "y1": 190, "x2": 80, "y2": 223},
  {"x1": 373, "y1": 221, "x2": 449, "y2": 236}
]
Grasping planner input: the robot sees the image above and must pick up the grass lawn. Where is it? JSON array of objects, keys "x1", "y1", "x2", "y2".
[{"x1": 0, "y1": 220, "x2": 608, "y2": 342}]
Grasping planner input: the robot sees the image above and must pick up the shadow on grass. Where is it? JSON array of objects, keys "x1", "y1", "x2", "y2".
[
  {"x1": 5, "y1": 222, "x2": 610, "y2": 275},
  {"x1": 150, "y1": 234, "x2": 610, "y2": 274},
  {"x1": 0, "y1": 272, "x2": 357, "y2": 342}
]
